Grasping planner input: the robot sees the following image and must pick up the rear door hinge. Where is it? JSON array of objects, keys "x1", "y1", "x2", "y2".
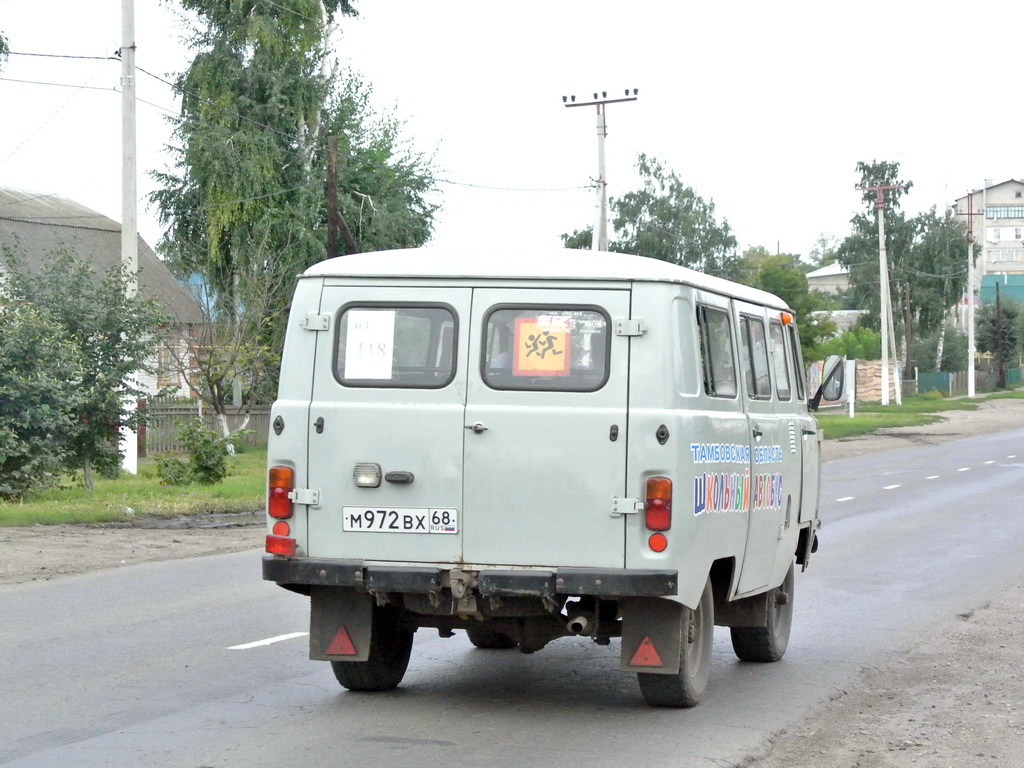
[
  {"x1": 615, "y1": 318, "x2": 647, "y2": 337},
  {"x1": 289, "y1": 488, "x2": 321, "y2": 506},
  {"x1": 611, "y1": 497, "x2": 643, "y2": 517},
  {"x1": 300, "y1": 312, "x2": 332, "y2": 331}
]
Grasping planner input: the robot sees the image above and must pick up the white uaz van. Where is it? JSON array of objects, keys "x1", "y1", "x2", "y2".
[{"x1": 263, "y1": 247, "x2": 836, "y2": 708}]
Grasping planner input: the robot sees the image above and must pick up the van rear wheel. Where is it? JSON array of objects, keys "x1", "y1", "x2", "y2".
[
  {"x1": 466, "y1": 628, "x2": 518, "y2": 649},
  {"x1": 331, "y1": 605, "x2": 414, "y2": 692},
  {"x1": 730, "y1": 562, "x2": 794, "y2": 662},
  {"x1": 637, "y1": 579, "x2": 714, "y2": 708}
]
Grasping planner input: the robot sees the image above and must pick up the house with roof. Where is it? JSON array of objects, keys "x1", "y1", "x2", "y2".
[{"x1": 0, "y1": 187, "x2": 203, "y2": 397}]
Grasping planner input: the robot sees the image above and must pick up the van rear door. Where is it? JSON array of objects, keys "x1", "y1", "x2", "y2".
[
  {"x1": 305, "y1": 286, "x2": 471, "y2": 563},
  {"x1": 461, "y1": 288, "x2": 631, "y2": 568}
]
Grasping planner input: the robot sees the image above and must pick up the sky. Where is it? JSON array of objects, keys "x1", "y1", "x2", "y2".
[{"x1": 2, "y1": 0, "x2": 1022, "y2": 264}]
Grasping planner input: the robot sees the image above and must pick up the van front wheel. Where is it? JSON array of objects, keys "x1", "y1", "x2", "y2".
[
  {"x1": 637, "y1": 579, "x2": 714, "y2": 708},
  {"x1": 730, "y1": 562, "x2": 794, "y2": 662},
  {"x1": 331, "y1": 605, "x2": 414, "y2": 692}
]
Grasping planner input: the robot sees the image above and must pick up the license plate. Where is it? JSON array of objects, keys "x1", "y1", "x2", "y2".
[{"x1": 342, "y1": 507, "x2": 459, "y2": 534}]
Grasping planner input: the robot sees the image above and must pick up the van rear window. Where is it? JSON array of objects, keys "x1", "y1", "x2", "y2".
[
  {"x1": 483, "y1": 307, "x2": 609, "y2": 392},
  {"x1": 335, "y1": 305, "x2": 455, "y2": 388}
]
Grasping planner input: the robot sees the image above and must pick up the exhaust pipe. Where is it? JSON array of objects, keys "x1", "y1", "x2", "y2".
[{"x1": 566, "y1": 613, "x2": 594, "y2": 635}]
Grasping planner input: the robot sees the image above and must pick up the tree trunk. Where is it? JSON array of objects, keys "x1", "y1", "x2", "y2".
[
  {"x1": 935, "y1": 326, "x2": 946, "y2": 371},
  {"x1": 83, "y1": 457, "x2": 94, "y2": 492}
]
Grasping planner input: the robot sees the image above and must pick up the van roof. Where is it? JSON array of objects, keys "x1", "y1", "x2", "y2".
[{"x1": 304, "y1": 247, "x2": 790, "y2": 309}]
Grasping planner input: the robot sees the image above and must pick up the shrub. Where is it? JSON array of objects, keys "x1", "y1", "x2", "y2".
[{"x1": 156, "y1": 420, "x2": 229, "y2": 485}]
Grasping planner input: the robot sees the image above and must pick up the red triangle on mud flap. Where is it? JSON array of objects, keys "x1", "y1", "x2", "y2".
[
  {"x1": 629, "y1": 635, "x2": 664, "y2": 667},
  {"x1": 326, "y1": 625, "x2": 357, "y2": 656}
]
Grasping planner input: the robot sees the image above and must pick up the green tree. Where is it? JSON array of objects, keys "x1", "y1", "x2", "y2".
[
  {"x1": 837, "y1": 162, "x2": 968, "y2": 375},
  {"x1": 0, "y1": 304, "x2": 81, "y2": 499},
  {"x1": 1, "y1": 249, "x2": 165, "y2": 489},
  {"x1": 836, "y1": 161, "x2": 914, "y2": 335},
  {"x1": 744, "y1": 250, "x2": 836, "y2": 361},
  {"x1": 562, "y1": 153, "x2": 740, "y2": 279},
  {"x1": 818, "y1": 327, "x2": 882, "y2": 361},
  {"x1": 977, "y1": 295, "x2": 1020, "y2": 388},
  {"x1": 152, "y1": 0, "x2": 438, "y2": 419}
]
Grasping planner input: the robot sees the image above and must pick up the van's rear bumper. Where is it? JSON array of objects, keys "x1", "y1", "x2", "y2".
[{"x1": 263, "y1": 555, "x2": 678, "y2": 598}]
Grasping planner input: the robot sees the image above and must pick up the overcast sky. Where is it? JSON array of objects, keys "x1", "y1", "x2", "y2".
[{"x1": 2, "y1": 0, "x2": 1020, "y2": 263}]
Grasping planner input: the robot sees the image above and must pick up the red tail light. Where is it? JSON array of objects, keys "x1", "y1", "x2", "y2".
[
  {"x1": 266, "y1": 534, "x2": 296, "y2": 556},
  {"x1": 645, "y1": 476, "x2": 672, "y2": 531},
  {"x1": 268, "y1": 465, "x2": 294, "y2": 519}
]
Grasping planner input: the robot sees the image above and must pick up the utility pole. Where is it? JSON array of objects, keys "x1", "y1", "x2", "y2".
[
  {"x1": 962, "y1": 190, "x2": 981, "y2": 398},
  {"x1": 855, "y1": 180, "x2": 905, "y2": 405},
  {"x1": 563, "y1": 89, "x2": 638, "y2": 251},
  {"x1": 120, "y1": 0, "x2": 139, "y2": 474},
  {"x1": 121, "y1": 0, "x2": 137, "y2": 298},
  {"x1": 325, "y1": 137, "x2": 358, "y2": 257}
]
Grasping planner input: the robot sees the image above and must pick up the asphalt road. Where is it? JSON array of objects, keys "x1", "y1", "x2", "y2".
[{"x1": 3, "y1": 428, "x2": 1023, "y2": 768}]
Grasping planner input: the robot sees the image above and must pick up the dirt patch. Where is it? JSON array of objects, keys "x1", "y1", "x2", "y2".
[
  {"x1": 0, "y1": 513, "x2": 263, "y2": 587},
  {"x1": 746, "y1": 584, "x2": 1024, "y2": 768}
]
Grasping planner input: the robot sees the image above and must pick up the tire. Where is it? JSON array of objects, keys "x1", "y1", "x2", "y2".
[
  {"x1": 331, "y1": 605, "x2": 414, "y2": 692},
  {"x1": 466, "y1": 628, "x2": 518, "y2": 649},
  {"x1": 637, "y1": 579, "x2": 714, "y2": 708},
  {"x1": 730, "y1": 561, "x2": 794, "y2": 663}
]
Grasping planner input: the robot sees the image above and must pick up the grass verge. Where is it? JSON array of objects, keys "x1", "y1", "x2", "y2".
[
  {"x1": 0, "y1": 450, "x2": 264, "y2": 527},
  {"x1": 816, "y1": 390, "x2": 1024, "y2": 440}
]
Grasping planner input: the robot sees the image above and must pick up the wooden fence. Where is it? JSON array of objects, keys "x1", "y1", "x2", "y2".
[{"x1": 139, "y1": 400, "x2": 270, "y2": 456}]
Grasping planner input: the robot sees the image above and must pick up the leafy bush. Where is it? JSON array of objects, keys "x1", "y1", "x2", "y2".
[
  {"x1": 0, "y1": 305, "x2": 81, "y2": 499},
  {"x1": 156, "y1": 420, "x2": 229, "y2": 485}
]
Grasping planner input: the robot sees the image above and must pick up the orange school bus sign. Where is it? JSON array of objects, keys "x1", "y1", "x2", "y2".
[{"x1": 513, "y1": 316, "x2": 572, "y2": 376}]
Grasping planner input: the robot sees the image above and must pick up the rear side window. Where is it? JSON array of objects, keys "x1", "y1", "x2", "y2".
[
  {"x1": 769, "y1": 321, "x2": 792, "y2": 400},
  {"x1": 483, "y1": 307, "x2": 609, "y2": 391},
  {"x1": 739, "y1": 315, "x2": 772, "y2": 399},
  {"x1": 787, "y1": 324, "x2": 807, "y2": 401},
  {"x1": 335, "y1": 305, "x2": 455, "y2": 388},
  {"x1": 696, "y1": 306, "x2": 737, "y2": 398}
]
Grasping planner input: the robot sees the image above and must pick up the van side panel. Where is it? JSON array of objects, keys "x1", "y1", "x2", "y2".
[
  {"x1": 624, "y1": 285, "x2": 751, "y2": 610},
  {"x1": 265, "y1": 277, "x2": 324, "y2": 553}
]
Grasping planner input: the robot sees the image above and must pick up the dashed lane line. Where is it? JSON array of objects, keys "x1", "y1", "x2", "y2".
[{"x1": 228, "y1": 632, "x2": 309, "y2": 650}]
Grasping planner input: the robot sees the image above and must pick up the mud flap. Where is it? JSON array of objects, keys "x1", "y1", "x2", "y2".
[
  {"x1": 309, "y1": 586, "x2": 373, "y2": 662},
  {"x1": 619, "y1": 597, "x2": 684, "y2": 675}
]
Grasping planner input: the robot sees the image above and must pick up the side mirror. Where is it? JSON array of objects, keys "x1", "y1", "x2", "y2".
[{"x1": 809, "y1": 355, "x2": 845, "y2": 412}]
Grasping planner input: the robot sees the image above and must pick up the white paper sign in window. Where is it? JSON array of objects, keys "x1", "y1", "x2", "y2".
[{"x1": 344, "y1": 309, "x2": 395, "y2": 380}]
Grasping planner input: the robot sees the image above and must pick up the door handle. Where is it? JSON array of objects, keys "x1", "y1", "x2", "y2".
[
  {"x1": 465, "y1": 422, "x2": 488, "y2": 434},
  {"x1": 752, "y1": 428, "x2": 763, "y2": 439}
]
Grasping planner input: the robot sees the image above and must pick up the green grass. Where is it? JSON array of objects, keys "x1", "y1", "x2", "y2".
[
  {"x1": 0, "y1": 450, "x2": 265, "y2": 527},
  {"x1": 816, "y1": 390, "x2": 1024, "y2": 440}
]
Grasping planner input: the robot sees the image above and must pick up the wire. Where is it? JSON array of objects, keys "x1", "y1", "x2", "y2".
[
  {"x1": 0, "y1": 76, "x2": 116, "y2": 91},
  {"x1": 7, "y1": 51, "x2": 117, "y2": 62}
]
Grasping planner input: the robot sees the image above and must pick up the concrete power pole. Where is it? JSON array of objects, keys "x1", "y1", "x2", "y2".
[
  {"x1": 855, "y1": 180, "x2": 905, "y2": 406},
  {"x1": 121, "y1": 0, "x2": 138, "y2": 298},
  {"x1": 563, "y1": 89, "x2": 637, "y2": 251},
  {"x1": 120, "y1": 0, "x2": 139, "y2": 475}
]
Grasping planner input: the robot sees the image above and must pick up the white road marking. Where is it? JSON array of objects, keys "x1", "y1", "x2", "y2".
[
  {"x1": 958, "y1": 467, "x2": 970, "y2": 472},
  {"x1": 926, "y1": 475, "x2": 939, "y2": 480},
  {"x1": 836, "y1": 496, "x2": 855, "y2": 502},
  {"x1": 229, "y1": 632, "x2": 308, "y2": 650},
  {"x1": 986, "y1": 460, "x2": 996, "y2": 465},
  {"x1": 1010, "y1": 455, "x2": 1017, "y2": 459},
  {"x1": 883, "y1": 484, "x2": 901, "y2": 490}
]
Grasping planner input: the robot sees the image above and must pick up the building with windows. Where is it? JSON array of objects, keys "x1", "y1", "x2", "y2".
[{"x1": 954, "y1": 179, "x2": 1024, "y2": 276}]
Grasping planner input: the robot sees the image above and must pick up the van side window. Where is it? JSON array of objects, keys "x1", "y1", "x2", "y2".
[
  {"x1": 335, "y1": 305, "x2": 456, "y2": 388},
  {"x1": 787, "y1": 324, "x2": 807, "y2": 401},
  {"x1": 739, "y1": 315, "x2": 772, "y2": 399},
  {"x1": 696, "y1": 306, "x2": 737, "y2": 398},
  {"x1": 769, "y1": 321, "x2": 792, "y2": 400},
  {"x1": 483, "y1": 307, "x2": 609, "y2": 392}
]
